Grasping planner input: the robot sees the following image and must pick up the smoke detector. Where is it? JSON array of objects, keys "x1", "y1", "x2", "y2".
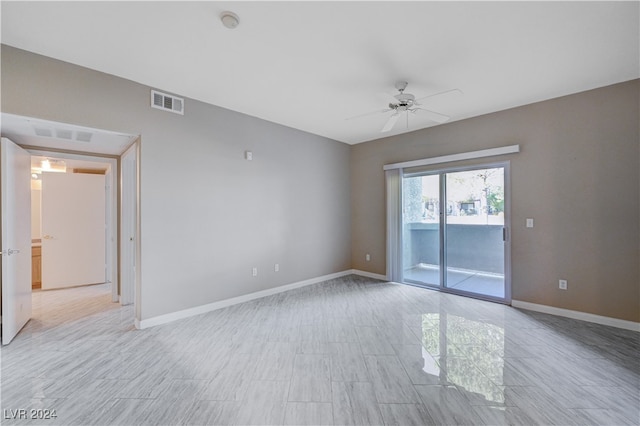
[{"x1": 220, "y1": 11, "x2": 239, "y2": 29}]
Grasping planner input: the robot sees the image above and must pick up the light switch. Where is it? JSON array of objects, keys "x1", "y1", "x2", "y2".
[
  {"x1": 526, "y1": 218, "x2": 534, "y2": 228},
  {"x1": 245, "y1": 151, "x2": 253, "y2": 161}
]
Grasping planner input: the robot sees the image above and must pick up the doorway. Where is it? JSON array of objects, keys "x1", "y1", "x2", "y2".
[
  {"x1": 400, "y1": 163, "x2": 511, "y2": 302},
  {"x1": 30, "y1": 153, "x2": 115, "y2": 292},
  {"x1": 1, "y1": 113, "x2": 140, "y2": 344}
]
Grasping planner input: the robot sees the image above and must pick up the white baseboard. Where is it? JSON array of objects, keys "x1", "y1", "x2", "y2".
[
  {"x1": 350, "y1": 269, "x2": 388, "y2": 281},
  {"x1": 136, "y1": 270, "x2": 357, "y2": 329},
  {"x1": 135, "y1": 272, "x2": 638, "y2": 333},
  {"x1": 512, "y1": 300, "x2": 640, "y2": 332}
]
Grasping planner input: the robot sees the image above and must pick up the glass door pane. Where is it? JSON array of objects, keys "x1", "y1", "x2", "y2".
[
  {"x1": 402, "y1": 174, "x2": 440, "y2": 286},
  {"x1": 444, "y1": 168, "x2": 505, "y2": 298}
]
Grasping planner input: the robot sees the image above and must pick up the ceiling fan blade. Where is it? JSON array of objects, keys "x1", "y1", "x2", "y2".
[
  {"x1": 414, "y1": 88, "x2": 463, "y2": 104},
  {"x1": 381, "y1": 113, "x2": 400, "y2": 132},
  {"x1": 345, "y1": 108, "x2": 392, "y2": 120},
  {"x1": 413, "y1": 108, "x2": 450, "y2": 123}
]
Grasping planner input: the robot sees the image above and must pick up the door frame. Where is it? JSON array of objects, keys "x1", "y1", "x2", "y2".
[
  {"x1": 399, "y1": 160, "x2": 512, "y2": 304},
  {"x1": 120, "y1": 140, "x2": 139, "y2": 306},
  {"x1": 28, "y1": 149, "x2": 119, "y2": 302}
]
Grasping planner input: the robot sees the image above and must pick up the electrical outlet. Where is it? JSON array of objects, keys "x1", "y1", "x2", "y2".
[
  {"x1": 274, "y1": 263, "x2": 279, "y2": 272},
  {"x1": 526, "y1": 218, "x2": 534, "y2": 228},
  {"x1": 559, "y1": 279, "x2": 567, "y2": 290},
  {"x1": 365, "y1": 253, "x2": 371, "y2": 262},
  {"x1": 252, "y1": 267, "x2": 258, "y2": 277}
]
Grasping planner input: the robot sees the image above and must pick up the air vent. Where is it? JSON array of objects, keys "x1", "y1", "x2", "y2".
[
  {"x1": 33, "y1": 126, "x2": 94, "y2": 142},
  {"x1": 55, "y1": 129, "x2": 73, "y2": 140},
  {"x1": 76, "y1": 131, "x2": 93, "y2": 142},
  {"x1": 34, "y1": 127, "x2": 53, "y2": 137},
  {"x1": 151, "y1": 90, "x2": 184, "y2": 115}
]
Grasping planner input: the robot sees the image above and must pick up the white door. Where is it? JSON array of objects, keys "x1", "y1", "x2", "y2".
[
  {"x1": 41, "y1": 172, "x2": 106, "y2": 289},
  {"x1": 1, "y1": 137, "x2": 32, "y2": 345}
]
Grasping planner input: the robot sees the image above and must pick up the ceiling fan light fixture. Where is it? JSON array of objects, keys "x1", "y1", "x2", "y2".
[
  {"x1": 220, "y1": 11, "x2": 240, "y2": 29},
  {"x1": 395, "y1": 81, "x2": 409, "y2": 92}
]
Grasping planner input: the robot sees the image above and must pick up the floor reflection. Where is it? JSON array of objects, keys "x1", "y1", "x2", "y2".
[{"x1": 419, "y1": 312, "x2": 506, "y2": 404}]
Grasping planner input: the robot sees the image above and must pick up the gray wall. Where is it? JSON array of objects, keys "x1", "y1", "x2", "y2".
[
  {"x1": 351, "y1": 79, "x2": 639, "y2": 322},
  {"x1": 2, "y1": 45, "x2": 638, "y2": 324},
  {"x1": 1, "y1": 45, "x2": 352, "y2": 320}
]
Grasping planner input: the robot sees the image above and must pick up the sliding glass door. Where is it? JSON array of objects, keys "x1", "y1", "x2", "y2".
[
  {"x1": 401, "y1": 164, "x2": 510, "y2": 302},
  {"x1": 402, "y1": 174, "x2": 441, "y2": 286}
]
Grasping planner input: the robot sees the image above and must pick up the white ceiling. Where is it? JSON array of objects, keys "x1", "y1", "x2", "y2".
[{"x1": 1, "y1": 1, "x2": 638, "y2": 145}]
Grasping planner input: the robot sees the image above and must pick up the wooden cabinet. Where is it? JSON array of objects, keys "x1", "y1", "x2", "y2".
[{"x1": 32, "y1": 246, "x2": 42, "y2": 289}]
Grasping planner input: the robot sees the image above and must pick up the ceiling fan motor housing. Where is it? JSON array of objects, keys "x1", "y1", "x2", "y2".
[
  {"x1": 390, "y1": 92, "x2": 416, "y2": 110},
  {"x1": 396, "y1": 93, "x2": 415, "y2": 103}
]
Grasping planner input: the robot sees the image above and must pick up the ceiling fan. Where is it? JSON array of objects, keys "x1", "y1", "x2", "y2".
[{"x1": 348, "y1": 81, "x2": 462, "y2": 133}]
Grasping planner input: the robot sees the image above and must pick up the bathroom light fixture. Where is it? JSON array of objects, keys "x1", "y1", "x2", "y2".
[
  {"x1": 220, "y1": 11, "x2": 239, "y2": 29},
  {"x1": 38, "y1": 158, "x2": 66, "y2": 173}
]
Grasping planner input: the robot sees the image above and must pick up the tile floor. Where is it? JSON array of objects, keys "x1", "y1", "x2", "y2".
[{"x1": 1, "y1": 275, "x2": 638, "y2": 425}]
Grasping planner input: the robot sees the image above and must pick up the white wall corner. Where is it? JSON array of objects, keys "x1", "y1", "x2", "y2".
[{"x1": 512, "y1": 300, "x2": 640, "y2": 332}]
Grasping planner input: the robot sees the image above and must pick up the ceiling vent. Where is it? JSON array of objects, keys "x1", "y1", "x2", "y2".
[
  {"x1": 55, "y1": 128, "x2": 73, "y2": 140},
  {"x1": 34, "y1": 127, "x2": 53, "y2": 137},
  {"x1": 33, "y1": 125, "x2": 94, "y2": 142},
  {"x1": 151, "y1": 90, "x2": 184, "y2": 115},
  {"x1": 75, "y1": 131, "x2": 93, "y2": 142}
]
